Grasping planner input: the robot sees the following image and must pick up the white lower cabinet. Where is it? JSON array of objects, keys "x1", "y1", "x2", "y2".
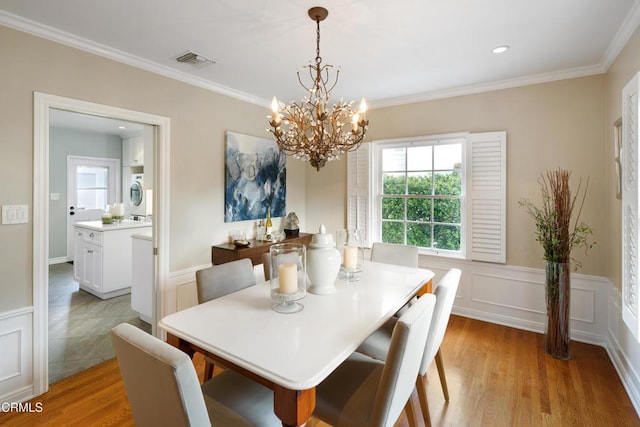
[
  {"x1": 73, "y1": 222, "x2": 151, "y2": 299},
  {"x1": 131, "y1": 233, "x2": 153, "y2": 323}
]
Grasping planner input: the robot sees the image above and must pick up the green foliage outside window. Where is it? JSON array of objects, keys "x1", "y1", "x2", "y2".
[{"x1": 381, "y1": 170, "x2": 462, "y2": 250}]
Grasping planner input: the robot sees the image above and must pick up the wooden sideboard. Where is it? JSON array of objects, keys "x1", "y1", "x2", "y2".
[{"x1": 211, "y1": 233, "x2": 313, "y2": 266}]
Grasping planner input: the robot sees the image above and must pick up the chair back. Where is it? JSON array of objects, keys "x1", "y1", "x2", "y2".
[
  {"x1": 262, "y1": 251, "x2": 304, "y2": 281},
  {"x1": 196, "y1": 258, "x2": 255, "y2": 304},
  {"x1": 371, "y1": 242, "x2": 419, "y2": 268},
  {"x1": 370, "y1": 293, "x2": 436, "y2": 427},
  {"x1": 419, "y1": 268, "x2": 461, "y2": 376},
  {"x1": 111, "y1": 323, "x2": 211, "y2": 427}
]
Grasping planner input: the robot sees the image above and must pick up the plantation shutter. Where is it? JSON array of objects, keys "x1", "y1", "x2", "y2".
[
  {"x1": 466, "y1": 131, "x2": 506, "y2": 263},
  {"x1": 347, "y1": 143, "x2": 372, "y2": 247},
  {"x1": 622, "y1": 73, "x2": 640, "y2": 342}
]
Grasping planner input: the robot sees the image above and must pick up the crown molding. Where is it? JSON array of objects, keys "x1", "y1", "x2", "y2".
[
  {"x1": 3, "y1": 5, "x2": 640, "y2": 110},
  {"x1": 601, "y1": 0, "x2": 640, "y2": 71},
  {"x1": 368, "y1": 64, "x2": 605, "y2": 109},
  {"x1": 0, "y1": 10, "x2": 268, "y2": 108}
]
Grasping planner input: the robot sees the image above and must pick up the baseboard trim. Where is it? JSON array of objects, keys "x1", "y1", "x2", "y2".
[{"x1": 47, "y1": 257, "x2": 68, "y2": 265}]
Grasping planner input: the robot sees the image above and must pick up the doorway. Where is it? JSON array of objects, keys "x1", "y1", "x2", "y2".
[{"x1": 34, "y1": 92, "x2": 170, "y2": 395}]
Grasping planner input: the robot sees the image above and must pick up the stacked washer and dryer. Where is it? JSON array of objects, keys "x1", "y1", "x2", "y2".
[
  {"x1": 128, "y1": 173, "x2": 146, "y2": 220},
  {"x1": 122, "y1": 130, "x2": 153, "y2": 222}
]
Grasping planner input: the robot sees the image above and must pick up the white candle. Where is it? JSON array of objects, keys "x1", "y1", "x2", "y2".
[
  {"x1": 343, "y1": 246, "x2": 358, "y2": 269},
  {"x1": 278, "y1": 263, "x2": 298, "y2": 295},
  {"x1": 116, "y1": 203, "x2": 124, "y2": 216}
]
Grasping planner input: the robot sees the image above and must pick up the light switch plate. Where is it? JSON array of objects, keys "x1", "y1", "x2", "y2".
[{"x1": 2, "y1": 205, "x2": 29, "y2": 224}]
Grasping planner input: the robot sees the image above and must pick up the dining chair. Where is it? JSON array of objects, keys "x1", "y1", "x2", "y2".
[
  {"x1": 371, "y1": 242, "x2": 420, "y2": 317},
  {"x1": 111, "y1": 323, "x2": 281, "y2": 427},
  {"x1": 313, "y1": 293, "x2": 436, "y2": 427},
  {"x1": 196, "y1": 258, "x2": 256, "y2": 380},
  {"x1": 370, "y1": 242, "x2": 419, "y2": 268},
  {"x1": 356, "y1": 268, "x2": 462, "y2": 426}
]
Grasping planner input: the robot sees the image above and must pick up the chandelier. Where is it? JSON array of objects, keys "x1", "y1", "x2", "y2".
[{"x1": 268, "y1": 7, "x2": 369, "y2": 171}]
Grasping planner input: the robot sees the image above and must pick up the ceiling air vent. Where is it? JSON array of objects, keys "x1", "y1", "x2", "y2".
[{"x1": 175, "y1": 51, "x2": 215, "y2": 69}]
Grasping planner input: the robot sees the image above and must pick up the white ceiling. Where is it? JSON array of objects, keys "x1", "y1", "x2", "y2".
[
  {"x1": 2, "y1": 0, "x2": 640, "y2": 108},
  {"x1": 49, "y1": 109, "x2": 146, "y2": 138}
]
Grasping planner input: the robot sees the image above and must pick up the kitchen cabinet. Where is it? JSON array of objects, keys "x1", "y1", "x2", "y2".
[
  {"x1": 123, "y1": 136, "x2": 144, "y2": 167},
  {"x1": 73, "y1": 220, "x2": 152, "y2": 299},
  {"x1": 131, "y1": 231, "x2": 153, "y2": 323}
]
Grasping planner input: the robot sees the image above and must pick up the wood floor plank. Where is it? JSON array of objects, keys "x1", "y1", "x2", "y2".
[{"x1": 0, "y1": 316, "x2": 637, "y2": 426}]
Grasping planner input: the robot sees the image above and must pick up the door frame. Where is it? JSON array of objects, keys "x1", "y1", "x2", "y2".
[
  {"x1": 33, "y1": 92, "x2": 171, "y2": 396},
  {"x1": 66, "y1": 155, "x2": 121, "y2": 261}
]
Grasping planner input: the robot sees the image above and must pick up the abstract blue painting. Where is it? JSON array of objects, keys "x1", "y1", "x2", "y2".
[{"x1": 224, "y1": 131, "x2": 286, "y2": 222}]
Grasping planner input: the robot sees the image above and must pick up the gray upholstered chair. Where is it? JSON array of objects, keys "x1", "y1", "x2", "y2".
[
  {"x1": 196, "y1": 258, "x2": 256, "y2": 380},
  {"x1": 111, "y1": 323, "x2": 280, "y2": 426},
  {"x1": 356, "y1": 268, "x2": 462, "y2": 426},
  {"x1": 370, "y1": 242, "x2": 419, "y2": 268},
  {"x1": 313, "y1": 293, "x2": 436, "y2": 427},
  {"x1": 371, "y1": 242, "x2": 421, "y2": 317}
]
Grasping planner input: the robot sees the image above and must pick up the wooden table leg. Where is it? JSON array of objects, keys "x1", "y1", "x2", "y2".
[
  {"x1": 273, "y1": 385, "x2": 315, "y2": 427},
  {"x1": 416, "y1": 279, "x2": 433, "y2": 297},
  {"x1": 165, "y1": 332, "x2": 195, "y2": 359}
]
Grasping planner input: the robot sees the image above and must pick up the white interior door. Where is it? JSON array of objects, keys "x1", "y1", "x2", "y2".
[{"x1": 67, "y1": 156, "x2": 120, "y2": 261}]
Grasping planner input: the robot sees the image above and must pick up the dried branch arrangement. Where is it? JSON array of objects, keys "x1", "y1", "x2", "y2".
[{"x1": 518, "y1": 168, "x2": 595, "y2": 267}]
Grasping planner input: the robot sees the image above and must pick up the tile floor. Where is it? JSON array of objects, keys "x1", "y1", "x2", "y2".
[{"x1": 48, "y1": 263, "x2": 151, "y2": 384}]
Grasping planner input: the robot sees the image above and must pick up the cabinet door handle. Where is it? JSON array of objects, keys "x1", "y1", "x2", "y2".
[
  {"x1": 89, "y1": 233, "x2": 94, "y2": 238},
  {"x1": 87, "y1": 250, "x2": 94, "y2": 253}
]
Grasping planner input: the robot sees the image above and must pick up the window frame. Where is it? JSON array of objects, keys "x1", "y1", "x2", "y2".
[{"x1": 371, "y1": 132, "x2": 469, "y2": 258}]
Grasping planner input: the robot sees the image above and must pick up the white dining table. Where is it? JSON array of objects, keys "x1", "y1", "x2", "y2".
[{"x1": 159, "y1": 260, "x2": 434, "y2": 426}]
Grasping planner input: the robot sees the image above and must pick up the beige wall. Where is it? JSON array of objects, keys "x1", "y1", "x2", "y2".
[
  {"x1": 307, "y1": 76, "x2": 608, "y2": 276},
  {"x1": 0, "y1": 26, "x2": 307, "y2": 312},
  {"x1": 4, "y1": 20, "x2": 637, "y2": 315},
  {"x1": 604, "y1": 25, "x2": 640, "y2": 289}
]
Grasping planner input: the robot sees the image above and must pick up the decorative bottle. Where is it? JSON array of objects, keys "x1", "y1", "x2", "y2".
[{"x1": 265, "y1": 208, "x2": 273, "y2": 239}]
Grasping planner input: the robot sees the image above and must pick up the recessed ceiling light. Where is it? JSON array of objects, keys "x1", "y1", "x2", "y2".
[
  {"x1": 118, "y1": 125, "x2": 126, "y2": 130},
  {"x1": 492, "y1": 45, "x2": 509, "y2": 54}
]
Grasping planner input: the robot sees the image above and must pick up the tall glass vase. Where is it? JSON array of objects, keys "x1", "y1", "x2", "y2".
[{"x1": 544, "y1": 261, "x2": 571, "y2": 359}]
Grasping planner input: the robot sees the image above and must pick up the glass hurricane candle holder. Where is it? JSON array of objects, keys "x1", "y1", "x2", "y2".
[
  {"x1": 269, "y1": 243, "x2": 306, "y2": 313},
  {"x1": 336, "y1": 229, "x2": 364, "y2": 282}
]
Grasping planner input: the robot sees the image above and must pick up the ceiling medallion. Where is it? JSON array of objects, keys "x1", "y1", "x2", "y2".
[{"x1": 269, "y1": 7, "x2": 369, "y2": 171}]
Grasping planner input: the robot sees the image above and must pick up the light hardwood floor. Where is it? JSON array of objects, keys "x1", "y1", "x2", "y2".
[{"x1": 2, "y1": 315, "x2": 638, "y2": 426}]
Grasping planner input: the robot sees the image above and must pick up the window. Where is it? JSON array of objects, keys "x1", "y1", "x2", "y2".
[
  {"x1": 76, "y1": 165, "x2": 109, "y2": 210},
  {"x1": 379, "y1": 139, "x2": 463, "y2": 252},
  {"x1": 348, "y1": 131, "x2": 506, "y2": 263}
]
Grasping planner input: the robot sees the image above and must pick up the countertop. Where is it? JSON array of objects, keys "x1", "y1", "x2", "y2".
[
  {"x1": 74, "y1": 220, "x2": 152, "y2": 232},
  {"x1": 131, "y1": 230, "x2": 152, "y2": 240}
]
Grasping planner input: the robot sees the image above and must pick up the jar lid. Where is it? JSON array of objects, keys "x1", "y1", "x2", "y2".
[{"x1": 310, "y1": 224, "x2": 335, "y2": 248}]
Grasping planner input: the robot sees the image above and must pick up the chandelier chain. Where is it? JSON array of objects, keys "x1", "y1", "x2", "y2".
[{"x1": 315, "y1": 18, "x2": 322, "y2": 64}]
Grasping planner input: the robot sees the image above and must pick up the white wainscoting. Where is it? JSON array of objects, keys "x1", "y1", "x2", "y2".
[
  {"x1": 0, "y1": 307, "x2": 34, "y2": 404},
  {"x1": 419, "y1": 254, "x2": 639, "y2": 415}
]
